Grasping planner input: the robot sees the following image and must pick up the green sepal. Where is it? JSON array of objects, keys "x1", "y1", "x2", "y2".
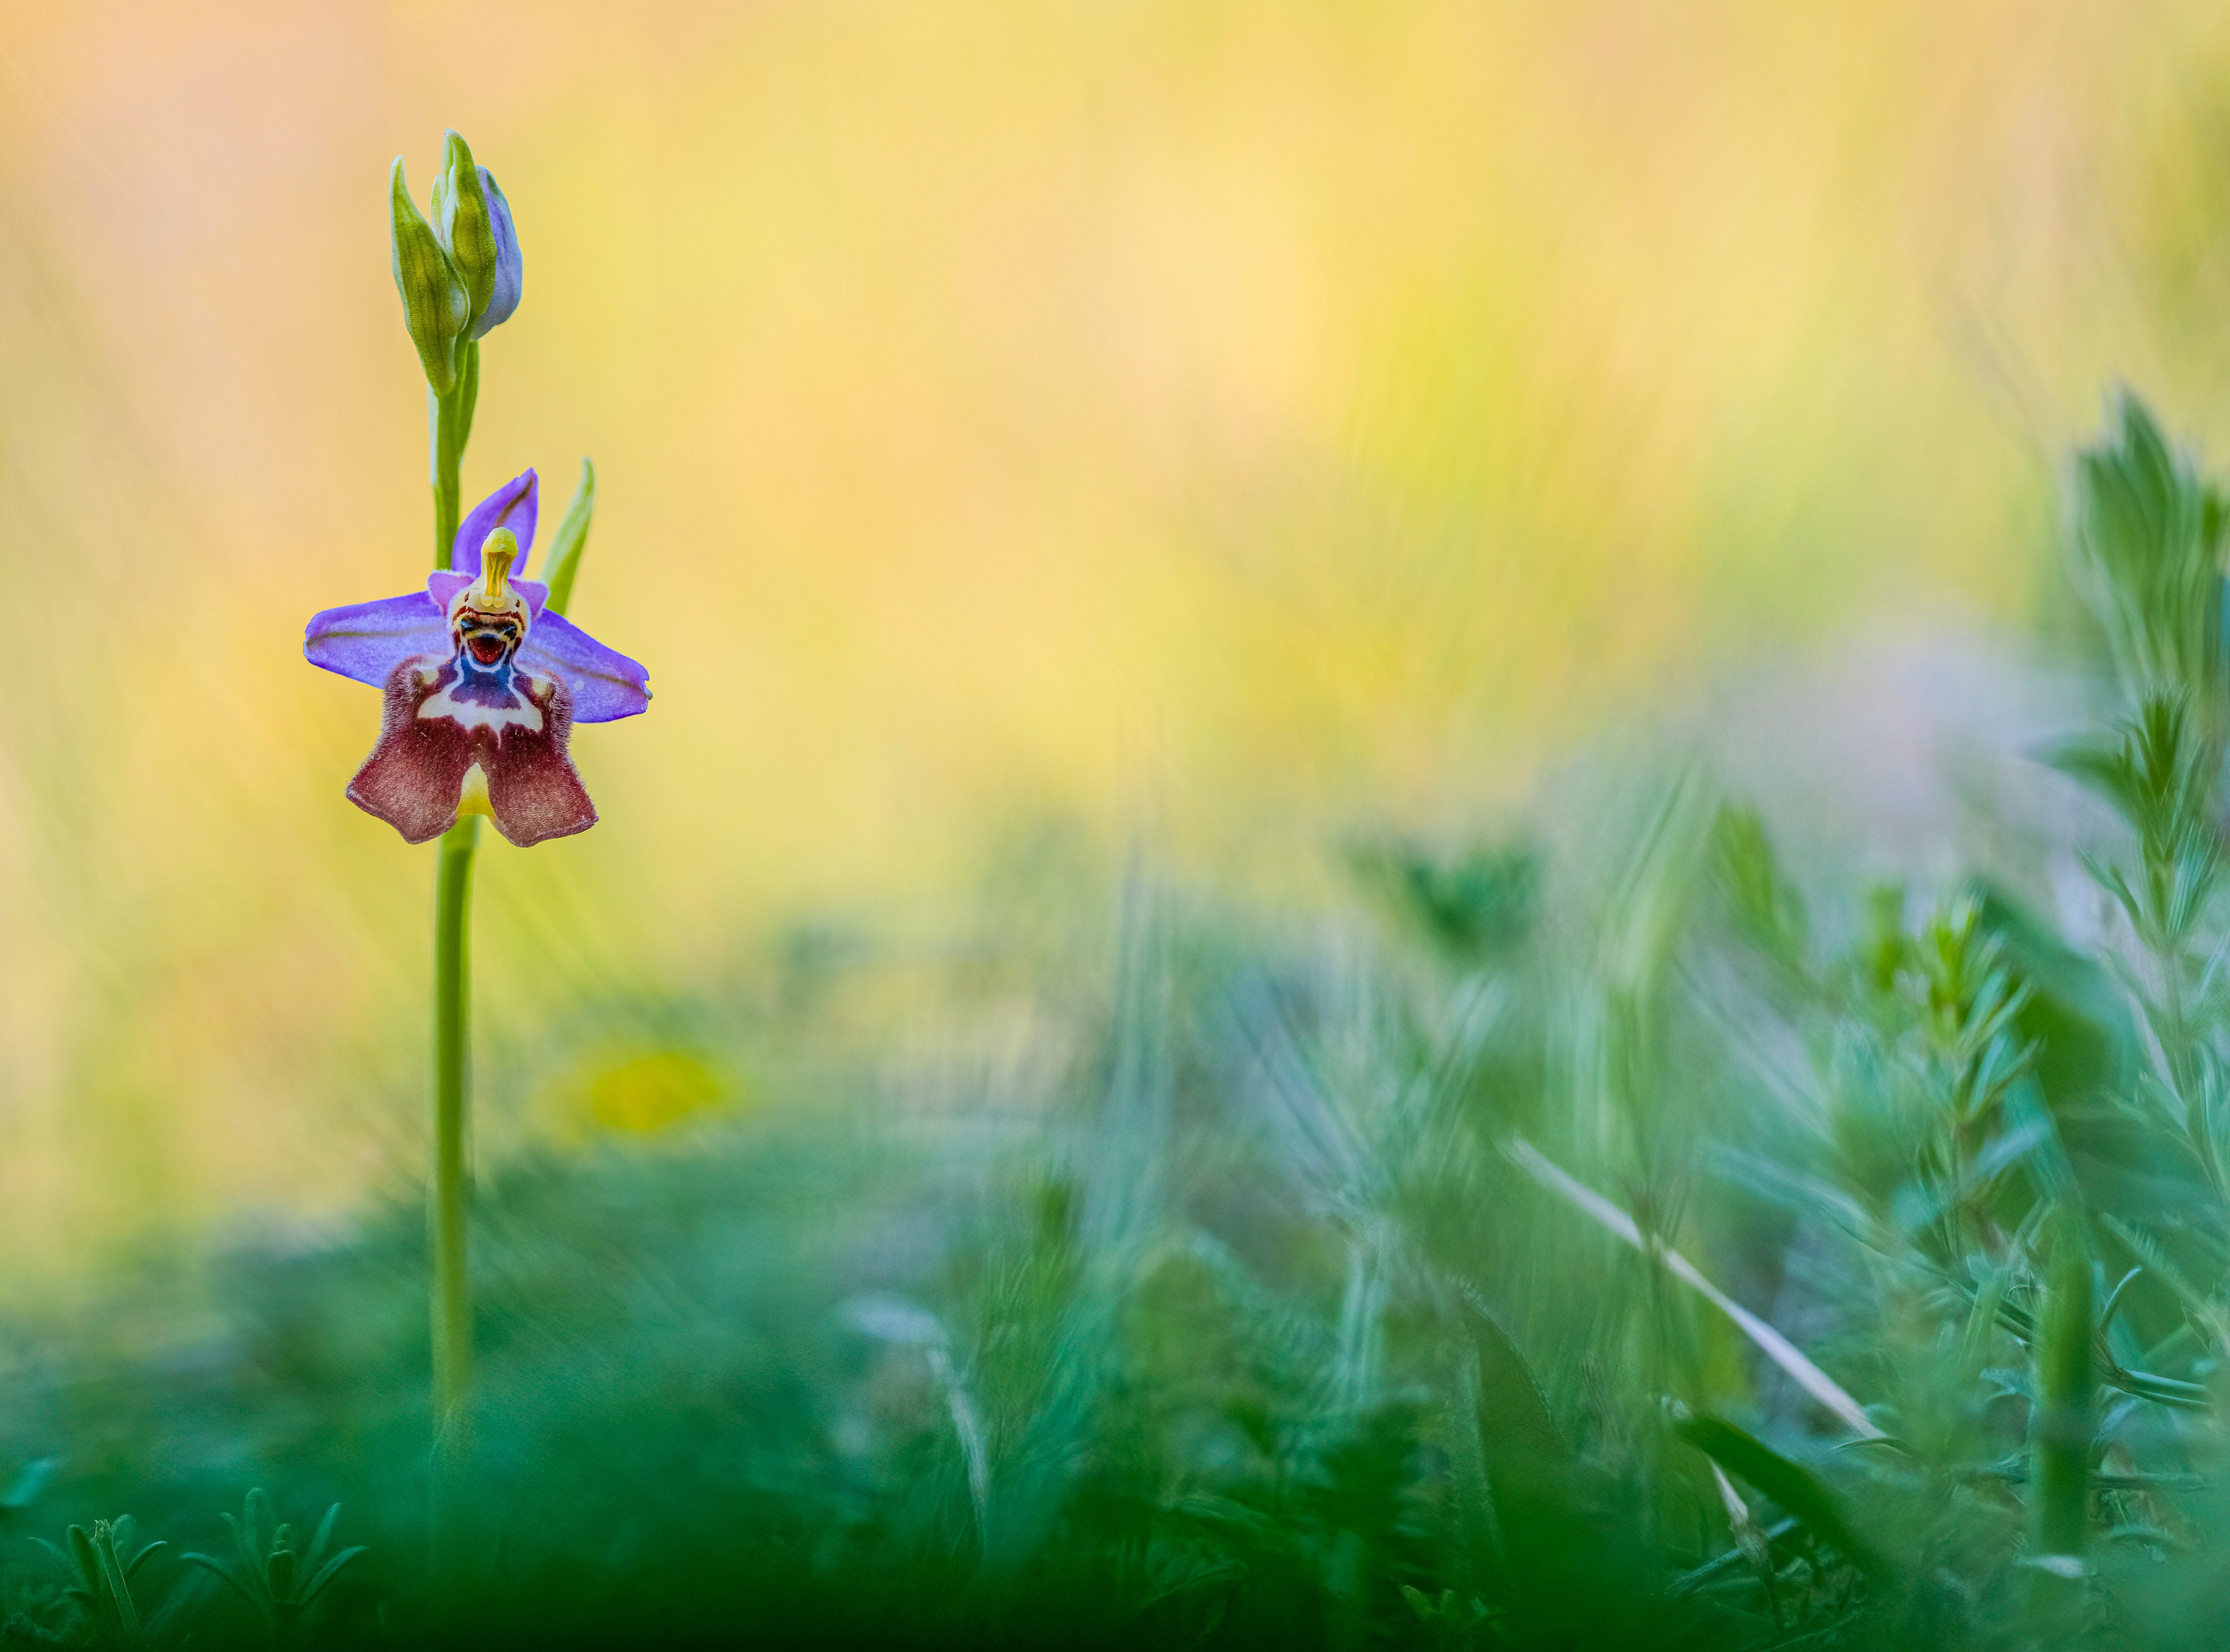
[
  {"x1": 541, "y1": 458, "x2": 597, "y2": 617},
  {"x1": 435, "y1": 130, "x2": 500, "y2": 330},
  {"x1": 390, "y1": 157, "x2": 469, "y2": 393}
]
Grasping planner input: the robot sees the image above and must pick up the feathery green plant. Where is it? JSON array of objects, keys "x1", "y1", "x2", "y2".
[
  {"x1": 179, "y1": 1490, "x2": 362, "y2": 1641},
  {"x1": 26, "y1": 1517, "x2": 167, "y2": 1648}
]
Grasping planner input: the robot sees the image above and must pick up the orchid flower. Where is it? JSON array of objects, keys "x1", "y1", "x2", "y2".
[{"x1": 305, "y1": 471, "x2": 649, "y2": 847}]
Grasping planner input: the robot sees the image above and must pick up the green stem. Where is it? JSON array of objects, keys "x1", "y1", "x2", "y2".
[
  {"x1": 2167, "y1": 953, "x2": 2206, "y2": 1163},
  {"x1": 431, "y1": 341, "x2": 479, "y2": 570},
  {"x1": 2148, "y1": 880, "x2": 2218, "y2": 1193},
  {"x1": 432, "y1": 816, "x2": 479, "y2": 1427},
  {"x1": 427, "y1": 335, "x2": 481, "y2": 1434},
  {"x1": 2028, "y1": 1206, "x2": 2096, "y2": 1632},
  {"x1": 2033, "y1": 1207, "x2": 2095, "y2": 1560}
]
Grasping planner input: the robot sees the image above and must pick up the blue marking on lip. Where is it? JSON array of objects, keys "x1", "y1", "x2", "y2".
[{"x1": 437, "y1": 654, "x2": 528, "y2": 710}]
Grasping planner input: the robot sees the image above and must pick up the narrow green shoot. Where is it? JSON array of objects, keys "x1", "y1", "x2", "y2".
[
  {"x1": 540, "y1": 457, "x2": 596, "y2": 617},
  {"x1": 2032, "y1": 1209, "x2": 2096, "y2": 1564}
]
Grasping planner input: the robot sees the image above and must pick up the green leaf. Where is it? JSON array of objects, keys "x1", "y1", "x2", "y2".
[
  {"x1": 244, "y1": 1488, "x2": 273, "y2": 1559},
  {"x1": 220, "y1": 1510, "x2": 247, "y2": 1567},
  {"x1": 298, "y1": 1544, "x2": 365, "y2": 1608},
  {"x1": 1466, "y1": 1298, "x2": 1569, "y2": 1470},
  {"x1": 1961, "y1": 1259, "x2": 2011, "y2": 1381},
  {"x1": 180, "y1": 1550, "x2": 263, "y2": 1611},
  {"x1": 1674, "y1": 1413, "x2": 1891, "y2": 1580},
  {"x1": 540, "y1": 458, "x2": 597, "y2": 618},
  {"x1": 1462, "y1": 1297, "x2": 1649, "y2": 1638},
  {"x1": 1711, "y1": 801, "x2": 1809, "y2": 968},
  {"x1": 1345, "y1": 836, "x2": 1539, "y2": 962},
  {"x1": 302, "y1": 1504, "x2": 339, "y2": 1576},
  {"x1": 65, "y1": 1524, "x2": 97, "y2": 1591},
  {"x1": 2070, "y1": 392, "x2": 2226, "y2": 701},
  {"x1": 90, "y1": 1520, "x2": 140, "y2": 1635},
  {"x1": 2099, "y1": 1267, "x2": 2143, "y2": 1333},
  {"x1": 2044, "y1": 732, "x2": 2141, "y2": 818}
]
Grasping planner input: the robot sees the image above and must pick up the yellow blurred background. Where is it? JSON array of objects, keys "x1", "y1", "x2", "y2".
[{"x1": 2, "y1": 0, "x2": 2229, "y2": 1287}]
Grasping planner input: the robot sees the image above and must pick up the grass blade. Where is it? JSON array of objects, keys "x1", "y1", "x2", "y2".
[{"x1": 1507, "y1": 1141, "x2": 1883, "y2": 1437}]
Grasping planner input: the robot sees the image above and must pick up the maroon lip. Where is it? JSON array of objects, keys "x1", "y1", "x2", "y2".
[{"x1": 466, "y1": 634, "x2": 508, "y2": 665}]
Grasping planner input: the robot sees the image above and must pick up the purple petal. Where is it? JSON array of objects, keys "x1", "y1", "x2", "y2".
[
  {"x1": 304, "y1": 590, "x2": 446, "y2": 688},
  {"x1": 520, "y1": 610, "x2": 651, "y2": 723},
  {"x1": 452, "y1": 470, "x2": 539, "y2": 574}
]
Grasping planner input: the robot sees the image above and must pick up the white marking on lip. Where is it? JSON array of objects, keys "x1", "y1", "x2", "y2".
[{"x1": 419, "y1": 671, "x2": 545, "y2": 734}]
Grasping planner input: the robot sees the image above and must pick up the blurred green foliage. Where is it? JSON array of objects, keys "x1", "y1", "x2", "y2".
[{"x1": 17, "y1": 395, "x2": 2230, "y2": 1646}]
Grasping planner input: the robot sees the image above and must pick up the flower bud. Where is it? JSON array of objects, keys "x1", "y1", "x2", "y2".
[{"x1": 390, "y1": 157, "x2": 469, "y2": 393}]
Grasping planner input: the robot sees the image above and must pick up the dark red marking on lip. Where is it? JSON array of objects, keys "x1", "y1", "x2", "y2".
[
  {"x1": 346, "y1": 656, "x2": 596, "y2": 847},
  {"x1": 467, "y1": 634, "x2": 507, "y2": 665}
]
